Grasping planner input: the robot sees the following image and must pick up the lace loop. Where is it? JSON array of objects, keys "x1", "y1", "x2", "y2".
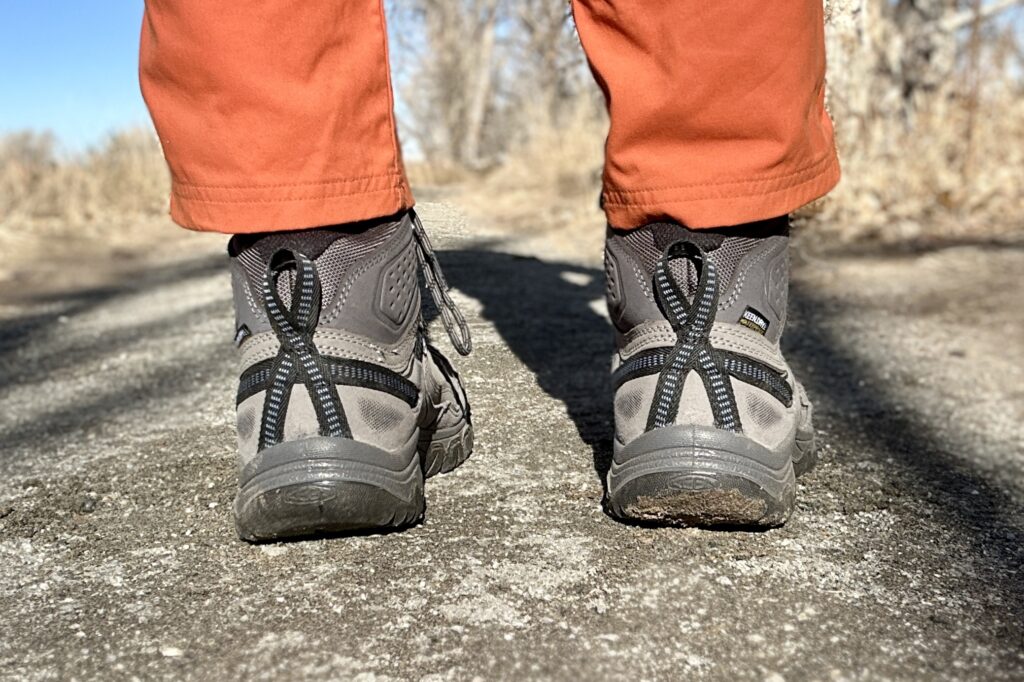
[
  {"x1": 410, "y1": 210, "x2": 473, "y2": 356},
  {"x1": 647, "y1": 240, "x2": 741, "y2": 432},
  {"x1": 259, "y1": 249, "x2": 349, "y2": 448},
  {"x1": 264, "y1": 250, "x2": 320, "y2": 351}
]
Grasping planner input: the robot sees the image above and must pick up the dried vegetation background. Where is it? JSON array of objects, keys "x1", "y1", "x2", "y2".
[
  {"x1": 821, "y1": 0, "x2": 1024, "y2": 243},
  {"x1": 0, "y1": 0, "x2": 1021, "y2": 253}
]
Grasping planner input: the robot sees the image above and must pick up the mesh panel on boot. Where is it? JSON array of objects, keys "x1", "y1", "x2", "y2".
[
  {"x1": 745, "y1": 393, "x2": 783, "y2": 429},
  {"x1": 614, "y1": 218, "x2": 787, "y2": 304},
  {"x1": 236, "y1": 405, "x2": 257, "y2": 443},
  {"x1": 618, "y1": 228, "x2": 661, "y2": 273},
  {"x1": 615, "y1": 388, "x2": 645, "y2": 421},
  {"x1": 315, "y1": 227, "x2": 399, "y2": 308},
  {"x1": 358, "y1": 397, "x2": 406, "y2": 433},
  {"x1": 233, "y1": 219, "x2": 401, "y2": 310}
]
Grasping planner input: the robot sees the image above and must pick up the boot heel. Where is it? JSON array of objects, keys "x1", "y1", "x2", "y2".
[
  {"x1": 607, "y1": 425, "x2": 796, "y2": 528},
  {"x1": 234, "y1": 437, "x2": 424, "y2": 541}
]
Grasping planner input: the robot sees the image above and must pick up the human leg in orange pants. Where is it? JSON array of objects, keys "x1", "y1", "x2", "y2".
[
  {"x1": 573, "y1": 0, "x2": 839, "y2": 228},
  {"x1": 140, "y1": 0, "x2": 838, "y2": 538},
  {"x1": 141, "y1": 1, "x2": 472, "y2": 540},
  {"x1": 140, "y1": 1, "x2": 411, "y2": 232},
  {"x1": 572, "y1": 0, "x2": 838, "y2": 526}
]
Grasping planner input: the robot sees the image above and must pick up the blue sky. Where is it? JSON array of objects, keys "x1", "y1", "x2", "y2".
[
  {"x1": 0, "y1": 1, "x2": 424, "y2": 153},
  {"x1": 0, "y1": 1, "x2": 150, "y2": 151}
]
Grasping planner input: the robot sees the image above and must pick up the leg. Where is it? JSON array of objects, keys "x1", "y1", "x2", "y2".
[
  {"x1": 140, "y1": 0, "x2": 412, "y2": 232},
  {"x1": 140, "y1": 2, "x2": 474, "y2": 541},
  {"x1": 576, "y1": 1, "x2": 834, "y2": 526},
  {"x1": 573, "y1": 0, "x2": 839, "y2": 229}
]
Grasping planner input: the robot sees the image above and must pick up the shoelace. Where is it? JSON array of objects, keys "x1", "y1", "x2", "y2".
[
  {"x1": 648, "y1": 240, "x2": 741, "y2": 432},
  {"x1": 259, "y1": 250, "x2": 349, "y2": 448},
  {"x1": 410, "y1": 210, "x2": 473, "y2": 356},
  {"x1": 252, "y1": 216, "x2": 471, "y2": 449}
]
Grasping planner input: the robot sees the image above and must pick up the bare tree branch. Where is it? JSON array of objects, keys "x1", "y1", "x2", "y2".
[{"x1": 941, "y1": 0, "x2": 1023, "y2": 32}]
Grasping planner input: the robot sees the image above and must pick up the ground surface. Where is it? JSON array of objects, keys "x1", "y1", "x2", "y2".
[{"x1": 1, "y1": 204, "x2": 1022, "y2": 681}]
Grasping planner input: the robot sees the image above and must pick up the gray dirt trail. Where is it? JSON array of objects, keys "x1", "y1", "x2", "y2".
[{"x1": 1, "y1": 204, "x2": 1022, "y2": 680}]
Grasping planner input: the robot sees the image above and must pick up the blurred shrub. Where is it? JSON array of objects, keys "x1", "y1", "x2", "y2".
[
  {"x1": 0, "y1": 128, "x2": 170, "y2": 228},
  {"x1": 814, "y1": 0, "x2": 1024, "y2": 241}
]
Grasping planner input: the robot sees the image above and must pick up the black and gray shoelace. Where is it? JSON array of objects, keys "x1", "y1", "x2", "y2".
[
  {"x1": 251, "y1": 215, "x2": 471, "y2": 450},
  {"x1": 259, "y1": 250, "x2": 349, "y2": 449},
  {"x1": 647, "y1": 241, "x2": 740, "y2": 432},
  {"x1": 614, "y1": 240, "x2": 794, "y2": 434}
]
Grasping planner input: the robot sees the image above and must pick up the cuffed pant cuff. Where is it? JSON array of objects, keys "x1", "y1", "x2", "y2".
[
  {"x1": 602, "y1": 152, "x2": 841, "y2": 230},
  {"x1": 169, "y1": 172, "x2": 414, "y2": 233}
]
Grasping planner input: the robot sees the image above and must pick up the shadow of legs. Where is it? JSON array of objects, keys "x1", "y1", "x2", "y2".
[
  {"x1": 788, "y1": 280, "x2": 1024, "y2": 624},
  {"x1": 438, "y1": 249, "x2": 615, "y2": 481}
]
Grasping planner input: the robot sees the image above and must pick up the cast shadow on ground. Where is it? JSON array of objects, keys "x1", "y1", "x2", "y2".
[
  {"x1": 786, "y1": 279, "x2": 1024, "y2": 627},
  {"x1": 0, "y1": 254, "x2": 225, "y2": 383},
  {"x1": 436, "y1": 245, "x2": 1024, "y2": 627},
  {"x1": 2, "y1": 243, "x2": 1021, "y2": 629},
  {"x1": 436, "y1": 248, "x2": 615, "y2": 478},
  {"x1": 0, "y1": 254, "x2": 229, "y2": 461}
]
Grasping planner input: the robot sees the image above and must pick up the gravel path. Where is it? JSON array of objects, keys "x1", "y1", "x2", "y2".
[{"x1": 1, "y1": 205, "x2": 1022, "y2": 680}]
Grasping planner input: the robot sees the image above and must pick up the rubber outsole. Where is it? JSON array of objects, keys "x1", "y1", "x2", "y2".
[
  {"x1": 234, "y1": 424, "x2": 473, "y2": 542},
  {"x1": 606, "y1": 425, "x2": 796, "y2": 528},
  {"x1": 419, "y1": 421, "x2": 474, "y2": 478},
  {"x1": 792, "y1": 421, "x2": 817, "y2": 478}
]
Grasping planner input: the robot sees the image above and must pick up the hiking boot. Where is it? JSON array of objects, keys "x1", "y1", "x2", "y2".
[
  {"x1": 603, "y1": 217, "x2": 815, "y2": 527},
  {"x1": 228, "y1": 211, "x2": 473, "y2": 541}
]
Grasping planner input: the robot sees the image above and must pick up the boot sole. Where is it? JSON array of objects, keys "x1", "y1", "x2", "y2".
[
  {"x1": 606, "y1": 425, "x2": 796, "y2": 528},
  {"x1": 793, "y1": 422, "x2": 817, "y2": 478},
  {"x1": 419, "y1": 420, "x2": 474, "y2": 478},
  {"x1": 234, "y1": 424, "x2": 473, "y2": 542}
]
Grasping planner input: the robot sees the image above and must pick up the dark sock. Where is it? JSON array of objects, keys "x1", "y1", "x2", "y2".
[{"x1": 228, "y1": 211, "x2": 406, "y2": 262}]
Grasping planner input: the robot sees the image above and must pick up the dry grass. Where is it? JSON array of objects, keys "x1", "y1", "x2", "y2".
[
  {"x1": 814, "y1": 88, "x2": 1024, "y2": 243},
  {"x1": 442, "y1": 100, "x2": 607, "y2": 256},
  {"x1": 812, "y1": 0, "x2": 1024, "y2": 244},
  {"x1": 0, "y1": 128, "x2": 170, "y2": 243},
  {"x1": 2, "y1": 19, "x2": 1021, "y2": 253}
]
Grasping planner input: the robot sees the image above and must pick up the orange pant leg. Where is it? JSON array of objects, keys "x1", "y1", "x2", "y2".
[
  {"x1": 572, "y1": 0, "x2": 840, "y2": 229},
  {"x1": 140, "y1": 0, "x2": 411, "y2": 233}
]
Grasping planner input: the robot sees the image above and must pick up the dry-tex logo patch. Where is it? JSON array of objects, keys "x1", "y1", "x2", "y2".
[{"x1": 738, "y1": 307, "x2": 770, "y2": 336}]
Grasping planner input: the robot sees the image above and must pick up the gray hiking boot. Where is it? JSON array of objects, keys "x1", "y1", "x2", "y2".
[
  {"x1": 228, "y1": 211, "x2": 473, "y2": 541},
  {"x1": 604, "y1": 217, "x2": 816, "y2": 527}
]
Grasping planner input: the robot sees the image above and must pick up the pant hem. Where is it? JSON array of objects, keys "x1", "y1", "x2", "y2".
[
  {"x1": 602, "y1": 151, "x2": 841, "y2": 229},
  {"x1": 169, "y1": 172, "x2": 414, "y2": 233}
]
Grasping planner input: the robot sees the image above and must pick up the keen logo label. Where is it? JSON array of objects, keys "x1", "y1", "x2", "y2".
[{"x1": 738, "y1": 307, "x2": 770, "y2": 336}]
